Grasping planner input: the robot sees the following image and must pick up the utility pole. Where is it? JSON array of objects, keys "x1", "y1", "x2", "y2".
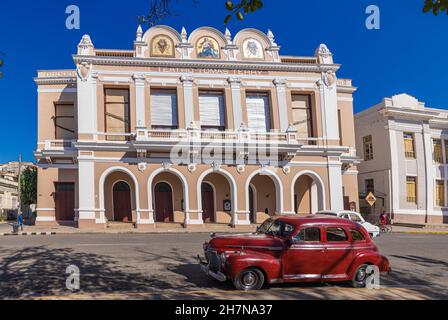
[{"x1": 17, "y1": 154, "x2": 22, "y2": 214}]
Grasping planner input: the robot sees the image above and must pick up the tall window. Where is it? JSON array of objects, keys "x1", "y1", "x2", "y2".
[
  {"x1": 199, "y1": 91, "x2": 225, "y2": 131},
  {"x1": 433, "y1": 139, "x2": 443, "y2": 163},
  {"x1": 435, "y1": 180, "x2": 445, "y2": 207},
  {"x1": 150, "y1": 89, "x2": 178, "y2": 129},
  {"x1": 54, "y1": 103, "x2": 75, "y2": 140},
  {"x1": 105, "y1": 88, "x2": 130, "y2": 141},
  {"x1": 365, "y1": 179, "x2": 374, "y2": 193},
  {"x1": 246, "y1": 93, "x2": 271, "y2": 132},
  {"x1": 291, "y1": 94, "x2": 313, "y2": 138},
  {"x1": 363, "y1": 135, "x2": 373, "y2": 161},
  {"x1": 445, "y1": 141, "x2": 448, "y2": 164},
  {"x1": 403, "y1": 132, "x2": 415, "y2": 159},
  {"x1": 406, "y1": 177, "x2": 417, "y2": 204}
]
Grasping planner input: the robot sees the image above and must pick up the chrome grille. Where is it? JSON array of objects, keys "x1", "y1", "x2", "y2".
[{"x1": 206, "y1": 249, "x2": 221, "y2": 272}]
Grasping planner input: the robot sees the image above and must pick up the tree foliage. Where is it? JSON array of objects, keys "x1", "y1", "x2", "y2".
[
  {"x1": 20, "y1": 166, "x2": 37, "y2": 205},
  {"x1": 0, "y1": 52, "x2": 5, "y2": 79},
  {"x1": 423, "y1": 0, "x2": 448, "y2": 15}
]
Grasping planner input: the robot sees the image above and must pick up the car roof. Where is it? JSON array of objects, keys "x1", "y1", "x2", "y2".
[{"x1": 272, "y1": 214, "x2": 358, "y2": 228}]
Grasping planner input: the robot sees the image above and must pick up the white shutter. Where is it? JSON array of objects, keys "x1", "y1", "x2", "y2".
[
  {"x1": 246, "y1": 94, "x2": 271, "y2": 132},
  {"x1": 150, "y1": 90, "x2": 178, "y2": 128},
  {"x1": 199, "y1": 92, "x2": 225, "y2": 129}
]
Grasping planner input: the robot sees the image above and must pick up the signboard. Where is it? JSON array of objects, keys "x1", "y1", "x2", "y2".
[{"x1": 365, "y1": 192, "x2": 377, "y2": 207}]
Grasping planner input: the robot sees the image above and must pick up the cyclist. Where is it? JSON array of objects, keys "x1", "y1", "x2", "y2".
[{"x1": 380, "y1": 210, "x2": 389, "y2": 226}]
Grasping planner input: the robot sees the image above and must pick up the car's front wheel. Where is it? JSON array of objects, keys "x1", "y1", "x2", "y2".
[
  {"x1": 352, "y1": 264, "x2": 371, "y2": 288},
  {"x1": 233, "y1": 268, "x2": 265, "y2": 290}
]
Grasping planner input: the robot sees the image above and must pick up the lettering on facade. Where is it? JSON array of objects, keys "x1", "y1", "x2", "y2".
[{"x1": 156, "y1": 67, "x2": 266, "y2": 76}]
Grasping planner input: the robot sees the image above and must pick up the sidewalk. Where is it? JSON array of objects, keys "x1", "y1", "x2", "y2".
[
  {"x1": 0, "y1": 222, "x2": 257, "y2": 236},
  {"x1": 1, "y1": 221, "x2": 447, "y2": 236}
]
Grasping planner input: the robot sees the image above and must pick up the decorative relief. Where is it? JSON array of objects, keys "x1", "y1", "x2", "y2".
[
  {"x1": 151, "y1": 35, "x2": 175, "y2": 57},
  {"x1": 138, "y1": 163, "x2": 147, "y2": 172},
  {"x1": 323, "y1": 71, "x2": 336, "y2": 88},
  {"x1": 237, "y1": 164, "x2": 246, "y2": 174},
  {"x1": 243, "y1": 38, "x2": 264, "y2": 59},
  {"x1": 212, "y1": 162, "x2": 221, "y2": 172},
  {"x1": 196, "y1": 36, "x2": 220, "y2": 59},
  {"x1": 162, "y1": 162, "x2": 172, "y2": 170},
  {"x1": 187, "y1": 163, "x2": 197, "y2": 173},
  {"x1": 77, "y1": 62, "x2": 91, "y2": 82},
  {"x1": 282, "y1": 166, "x2": 291, "y2": 175}
]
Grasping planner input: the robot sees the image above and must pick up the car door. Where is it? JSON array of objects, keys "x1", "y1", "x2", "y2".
[
  {"x1": 283, "y1": 227, "x2": 326, "y2": 281},
  {"x1": 322, "y1": 226, "x2": 354, "y2": 280}
]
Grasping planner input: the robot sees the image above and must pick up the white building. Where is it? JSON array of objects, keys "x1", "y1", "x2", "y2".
[{"x1": 355, "y1": 94, "x2": 448, "y2": 226}]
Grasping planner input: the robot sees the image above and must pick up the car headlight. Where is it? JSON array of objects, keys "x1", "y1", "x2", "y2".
[{"x1": 220, "y1": 252, "x2": 227, "y2": 262}]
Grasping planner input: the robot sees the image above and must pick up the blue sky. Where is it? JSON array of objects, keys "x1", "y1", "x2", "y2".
[{"x1": 0, "y1": 0, "x2": 447, "y2": 163}]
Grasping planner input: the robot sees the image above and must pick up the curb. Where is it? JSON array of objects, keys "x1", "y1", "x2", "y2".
[
  {"x1": 392, "y1": 230, "x2": 448, "y2": 235},
  {"x1": 0, "y1": 232, "x2": 57, "y2": 236}
]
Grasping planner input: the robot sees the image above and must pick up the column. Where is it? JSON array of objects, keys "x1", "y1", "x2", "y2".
[
  {"x1": 133, "y1": 74, "x2": 146, "y2": 129},
  {"x1": 181, "y1": 76, "x2": 194, "y2": 128},
  {"x1": 273, "y1": 79, "x2": 289, "y2": 132},
  {"x1": 77, "y1": 69, "x2": 98, "y2": 138},
  {"x1": 328, "y1": 160, "x2": 344, "y2": 211},
  {"x1": 422, "y1": 123, "x2": 434, "y2": 218},
  {"x1": 228, "y1": 77, "x2": 243, "y2": 129},
  {"x1": 387, "y1": 123, "x2": 400, "y2": 214},
  {"x1": 77, "y1": 156, "x2": 98, "y2": 227},
  {"x1": 317, "y1": 74, "x2": 340, "y2": 143}
]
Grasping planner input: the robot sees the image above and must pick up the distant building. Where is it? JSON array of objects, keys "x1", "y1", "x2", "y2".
[
  {"x1": 0, "y1": 161, "x2": 35, "y2": 219},
  {"x1": 355, "y1": 94, "x2": 448, "y2": 225}
]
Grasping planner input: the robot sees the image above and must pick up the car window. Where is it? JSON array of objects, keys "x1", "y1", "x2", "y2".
[
  {"x1": 319, "y1": 212, "x2": 337, "y2": 216},
  {"x1": 296, "y1": 227, "x2": 321, "y2": 242},
  {"x1": 326, "y1": 227, "x2": 348, "y2": 242},
  {"x1": 349, "y1": 213, "x2": 363, "y2": 222},
  {"x1": 258, "y1": 220, "x2": 294, "y2": 238},
  {"x1": 350, "y1": 229, "x2": 366, "y2": 241}
]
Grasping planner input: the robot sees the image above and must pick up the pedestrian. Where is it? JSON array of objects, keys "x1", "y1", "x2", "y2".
[
  {"x1": 17, "y1": 210, "x2": 23, "y2": 231},
  {"x1": 380, "y1": 210, "x2": 389, "y2": 225}
]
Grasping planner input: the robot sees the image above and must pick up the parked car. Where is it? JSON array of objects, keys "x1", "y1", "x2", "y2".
[
  {"x1": 198, "y1": 215, "x2": 391, "y2": 290},
  {"x1": 317, "y1": 210, "x2": 380, "y2": 238}
]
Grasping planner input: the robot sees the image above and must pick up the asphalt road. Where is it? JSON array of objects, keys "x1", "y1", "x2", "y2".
[{"x1": 0, "y1": 232, "x2": 447, "y2": 300}]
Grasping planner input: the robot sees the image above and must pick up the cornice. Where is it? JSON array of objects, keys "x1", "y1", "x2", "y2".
[
  {"x1": 34, "y1": 77, "x2": 77, "y2": 85},
  {"x1": 73, "y1": 54, "x2": 341, "y2": 73}
]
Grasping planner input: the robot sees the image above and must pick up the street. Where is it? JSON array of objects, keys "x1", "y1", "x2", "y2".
[{"x1": 0, "y1": 232, "x2": 447, "y2": 300}]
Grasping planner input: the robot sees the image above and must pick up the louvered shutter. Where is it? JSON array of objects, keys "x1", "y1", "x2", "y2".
[
  {"x1": 199, "y1": 92, "x2": 225, "y2": 129},
  {"x1": 246, "y1": 94, "x2": 271, "y2": 132},
  {"x1": 150, "y1": 90, "x2": 178, "y2": 128}
]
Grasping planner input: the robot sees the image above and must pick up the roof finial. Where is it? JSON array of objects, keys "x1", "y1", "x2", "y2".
[
  {"x1": 181, "y1": 27, "x2": 188, "y2": 43},
  {"x1": 225, "y1": 28, "x2": 232, "y2": 44},
  {"x1": 136, "y1": 25, "x2": 143, "y2": 41},
  {"x1": 267, "y1": 29, "x2": 276, "y2": 46}
]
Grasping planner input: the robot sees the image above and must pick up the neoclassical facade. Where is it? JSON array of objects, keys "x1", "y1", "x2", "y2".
[
  {"x1": 356, "y1": 94, "x2": 448, "y2": 225},
  {"x1": 34, "y1": 25, "x2": 359, "y2": 229}
]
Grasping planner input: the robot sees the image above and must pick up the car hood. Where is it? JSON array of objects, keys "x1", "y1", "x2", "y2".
[
  {"x1": 359, "y1": 221, "x2": 379, "y2": 231},
  {"x1": 208, "y1": 233, "x2": 284, "y2": 251}
]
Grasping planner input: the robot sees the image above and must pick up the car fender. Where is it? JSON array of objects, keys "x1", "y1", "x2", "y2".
[
  {"x1": 224, "y1": 250, "x2": 282, "y2": 282},
  {"x1": 347, "y1": 251, "x2": 390, "y2": 277}
]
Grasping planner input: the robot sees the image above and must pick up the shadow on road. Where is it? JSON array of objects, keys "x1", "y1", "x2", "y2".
[{"x1": 0, "y1": 246, "x2": 446, "y2": 299}]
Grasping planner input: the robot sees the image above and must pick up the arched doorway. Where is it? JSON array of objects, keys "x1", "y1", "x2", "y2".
[
  {"x1": 154, "y1": 182, "x2": 174, "y2": 222},
  {"x1": 249, "y1": 185, "x2": 256, "y2": 223},
  {"x1": 292, "y1": 172, "x2": 325, "y2": 215},
  {"x1": 201, "y1": 182, "x2": 215, "y2": 223},
  {"x1": 113, "y1": 181, "x2": 132, "y2": 222}
]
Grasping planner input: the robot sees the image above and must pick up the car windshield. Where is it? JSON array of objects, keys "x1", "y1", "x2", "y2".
[
  {"x1": 350, "y1": 213, "x2": 363, "y2": 222},
  {"x1": 319, "y1": 212, "x2": 337, "y2": 216},
  {"x1": 257, "y1": 219, "x2": 295, "y2": 238}
]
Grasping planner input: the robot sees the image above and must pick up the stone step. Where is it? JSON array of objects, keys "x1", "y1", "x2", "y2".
[{"x1": 106, "y1": 222, "x2": 136, "y2": 230}]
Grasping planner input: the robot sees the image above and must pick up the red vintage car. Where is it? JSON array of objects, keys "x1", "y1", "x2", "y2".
[{"x1": 198, "y1": 215, "x2": 391, "y2": 290}]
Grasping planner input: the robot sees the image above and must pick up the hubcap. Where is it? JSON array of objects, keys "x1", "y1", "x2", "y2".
[
  {"x1": 356, "y1": 268, "x2": 367, "y2": 282},
  {"x1": 242, "y1": 272, "x2": 257, "y2": 287}
]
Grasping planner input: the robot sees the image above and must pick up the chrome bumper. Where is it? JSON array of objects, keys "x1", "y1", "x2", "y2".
[{"x1": 197, "y1": 255, "x2": 227, "y2": 282}]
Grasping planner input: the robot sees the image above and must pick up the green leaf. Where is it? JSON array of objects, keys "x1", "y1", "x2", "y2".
[
  {"x1": 236, "y1": 11, "x2": 244, "y2": 20},
  {"x1": 224, "y1": 14, "x2": 232, "y2": 25},
  {"x1": 225, "y1": 1, "x2": 234, "y2": 10}
]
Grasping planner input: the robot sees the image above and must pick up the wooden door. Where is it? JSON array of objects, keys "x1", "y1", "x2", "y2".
[
  {"x1": 249, "y1": 186, "x2": 255, "y2": 223},
  {"x1": 154, "y1": 183, "x2": 174, "y2": 222},
  {"x1": 54, "y1": 182, "x2": 75, "y2": 221},
  {"x1": 201, "y1": 183, "x2": 215, "y2": 223},
  {"x1": 113, "y1": 181, "x2": 132, "y2": 222}
]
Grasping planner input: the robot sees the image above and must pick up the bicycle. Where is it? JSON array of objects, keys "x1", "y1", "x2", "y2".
[{"x1": 379, "y1": 224, "x2": 392, "y2": 233}]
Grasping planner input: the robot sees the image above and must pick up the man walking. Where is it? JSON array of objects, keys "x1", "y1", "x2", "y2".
[{"x1": 17, "y1": 209, "x2": 23, "y2": 231}]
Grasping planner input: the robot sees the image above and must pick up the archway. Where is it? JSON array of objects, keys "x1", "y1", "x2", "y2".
[
  {"x1": 197, "y1": 169, "x2": 237, "y2": 225},
  {"x1": 112, "y1": 181, "x2": 132, "y2": 222},
  {"x1": 201, "y1": 182, "x2": 215, "y2": 223},
  {"x1": 291, "y1": 171, "x2": 326, "y2": 214},
  {"x1": 99, "y1": 167, "x2": 140, "y2": 224},
  {"x1": 154, "y1": 182, "x2": 174, "y2": 222}
]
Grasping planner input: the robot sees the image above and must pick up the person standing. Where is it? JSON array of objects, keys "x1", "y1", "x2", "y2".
[{"x1": 17, "y1": 209, "x2": 23, "y2": 231}]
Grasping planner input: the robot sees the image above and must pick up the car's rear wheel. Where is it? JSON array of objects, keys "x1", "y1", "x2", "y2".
[
  {"x1": 352, "y1": 264, "x2": 371, "y2": 288},
  {"x1": 233, "y1": 268, "x2": 265, "y2": 290}
]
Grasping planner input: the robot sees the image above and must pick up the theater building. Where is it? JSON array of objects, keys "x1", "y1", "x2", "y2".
[
  {"x1": 356, "y1": 94, "x2": 448, "y2": 225},
  {"x1": 34, "y1": 25, "x2": 359, "y2": 229}
]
